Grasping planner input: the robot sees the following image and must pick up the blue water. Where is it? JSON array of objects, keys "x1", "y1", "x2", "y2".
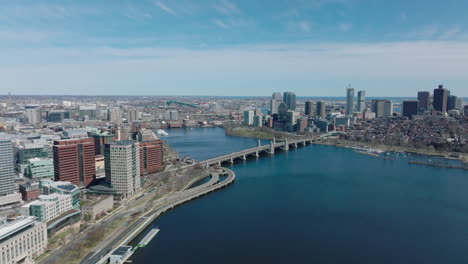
[{"x1": 132, "y1": 128, "x2": 468, "y2": 264}]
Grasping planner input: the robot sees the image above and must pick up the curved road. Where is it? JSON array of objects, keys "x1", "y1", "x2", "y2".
[{"x1": 82, "y1": 168, "x2": 235, "y2": 264}]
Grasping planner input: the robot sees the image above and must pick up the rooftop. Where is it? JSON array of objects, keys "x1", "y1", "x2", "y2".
[
  {"x1": 111, "y1": 245, "x2": 132, "y2": 256},
  {"x1": 0, "y1": 216, "x2": 37, "y2": 242}
]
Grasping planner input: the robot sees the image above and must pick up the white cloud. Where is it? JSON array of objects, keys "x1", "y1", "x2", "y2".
[
  {"x1": 213, "y1": 19, "x2": 229, "y2": 29},
  {"x1": 154, "y1": 1, "x2": 176, "y2": 16},
  {"x1": 3, "y1": 41, "x2": 468, "y2": 96},
  {"x1": 124, "y1": 5, "x2": 152, "y2": 21},
  {"x1": 339, "y1": 23, "x2": 352, "y2": 32},
  {"x1": 298, "y1": 21, "x2": 312, "y2": 32},
  {"x1": 213, "y1": 0, "x2": 241, "y2": 16},
  {"x1": 407, "y1": 24, "x2": 439, "y2": 39},
  {"x1": 400, "y1": 12, "x2": 408, "y2": 22},
  {"x1": 439, "y1": 25, "x2": 463, "y2": 40}
]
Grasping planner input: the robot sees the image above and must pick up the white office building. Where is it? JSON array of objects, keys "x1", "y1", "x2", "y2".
[
  {"x1": 0, "y1": 216, "x2": 47, "y2": 263},
  {"x1": 104, "y1": 141, "x2": 141, "y2": 198}
]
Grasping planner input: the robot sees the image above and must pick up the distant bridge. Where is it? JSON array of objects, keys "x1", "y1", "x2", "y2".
[
  {"x1": 201, "y1": 137, "x2": 323, "y2": 167},
  {"x1": 166, "y1": 100, "x2": 200, "y2": 108}
]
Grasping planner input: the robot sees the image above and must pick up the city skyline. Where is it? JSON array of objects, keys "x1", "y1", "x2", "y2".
[{"x1": 1, "y1": 0, "x2": 468, "y2": 97}]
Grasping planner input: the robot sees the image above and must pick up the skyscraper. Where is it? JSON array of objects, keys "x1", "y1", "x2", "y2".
[
  {"x1": 25, "y1": 108, "x2": 42, "y2": 124},
  {"x1": 53, "y1": 138, "x2": 96, "y2": 187},
  {"x1": 455, "y1": 98, "x2": 463, "y2": 110},
  {"x1": 357, "y1": 90, "x2": 366, "y2": 112},
  {"x1": 0, "y1": 136, "x2": 16, "y2": 196},
  {"x1": 447, "y1": 95, "x2": 458, "y2": 111},
  {"x1": 346, "y1": 87, "x2": 355, "y2": 115},
  {"x1": 272, "y1": 92, "x2": 282, "y2": 101},
  {"x1": 107, "y1": 107, "x2": 122, "y2": 123},
  {"x1": 417, "y1": 91, "x2": 431, "y2": 111},
  {"x1": 283, "y1": 92, "x2": 296, "y2": 110},
  {"x1": 402, "y1": 100, "x2": 419, "y2": 118},
  {"x1": 269, "y1": 99, "x2": 280, "y2": 115},
  {"x1": 105, "y1": 141, "x2": 141, "y2": 198},
  {"x1": 433, "y1": 85, "x2": 448, "y2": 113},
  {"x1": 127, "y1": 108, "x2": 138, "y2": 123},
  {"x1": 383, "y1": 100, "x2": 393, "y2": 117},
  {"x1": 139, "y1": 140, "x2": 164, "y2": 176},
  {"x1": 371, "y1": 99, "x2": 391, "y2": 118},
  {"x1": 305, "y1": 101, "x2": 313, "y2": 116},
  {"x1": 316, "y1": 101, "x2": 326, "y2": 119}
]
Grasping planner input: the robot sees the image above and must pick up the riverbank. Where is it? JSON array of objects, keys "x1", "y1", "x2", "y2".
[
  {"x1": 224, "y1": 125, "x2": 466, "y2": 164},
  {"x1": 224, "y1": 125, "x2": 305, "y2": 141},
  {"x1": 318, "y1": 138, "x2": 467, "y2": 164}
]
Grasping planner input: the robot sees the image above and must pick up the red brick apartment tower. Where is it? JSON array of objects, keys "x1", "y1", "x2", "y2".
[
  {"x1": 139, "y1": 140, "x2": 164, "y2": 176},
  {"x1": 53, "y1": 138, "x2": 96, "y2": 187}
]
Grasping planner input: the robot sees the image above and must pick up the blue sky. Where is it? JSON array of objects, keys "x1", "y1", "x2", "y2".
[{"x1": 1, "y1": 0, "x2": 468, "y2": 97}]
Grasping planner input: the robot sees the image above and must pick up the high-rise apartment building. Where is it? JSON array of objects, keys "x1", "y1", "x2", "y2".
[
  {"x1": 104, "y1": 141, "x2": 141, "y2": 198},
  {"x1": 316, "y1": 101, "x2": 326, "y2": 119},
  {"x1": 269, "y1": 99, "x2": 280, "y2": 115},
  {"x1": 357, "y1": 90, "x2": 366, "y2": 112},
  {"x1": 243, "y1": 110, "x2": 254, "y2": 126},
  {"x1": 402, "y1": 100, "x2": 419, "y2": 118},
  {"x1": 25, "y1": 107, "x2": 42, "y2": 124},
  {"x1": 139, "y1": 140, "x2": 164, "y2": 176},
  {"x1": 417, "y1": 91, "x2": 431, "y2": 111},
  {"x1": 53, "y1": 138, "x2": 96, "y2": 187},
  {"x1": 304, "y1": 101, "x2": 313, "y2": 116},
  {"x1": 272, "y1": 92, "x2": 282, "y2": 101},
  {"x1": 433, "y1": 85, "x2": 448, "y2": 113},
  {"x1": 127, "y1": 109, "x2": 138, "y2": 123},
  {"x1": 165, "y1": 110, "x2": 178, "y2": 121},
  {"x1": 108, "y1": 108, "x2": 122, "y2": 123},
  {"x1": 283, "y1": 92, "x2": 296, "y2": 110},
  {"x1": 346, "y1": 87, "x2": 355, "y2": 115}
]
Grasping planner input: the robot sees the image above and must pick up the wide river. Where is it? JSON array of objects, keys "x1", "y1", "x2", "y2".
[{"x1": 131, "y1": 127, "x2": 468, "y2": 264}]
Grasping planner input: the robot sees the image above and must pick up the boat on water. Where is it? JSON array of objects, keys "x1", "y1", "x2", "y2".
[{"x1": 157, "y1": 129, "x2": 169, "y2": 136}]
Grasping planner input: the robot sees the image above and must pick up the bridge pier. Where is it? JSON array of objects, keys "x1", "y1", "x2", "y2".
[
  {"x1": 254, "y1": 151, "x2": 259, "y2": 157},
  {"x1": 242, "y1": 154, "x2": 246, "y2": 160},
  {"x1": 269, "y1": 141, "x2": 275, "y2": 154},
  {"x1": 294, "y1": 142, "x2": 298, "y2": 148},
  {"x1": 218, "y1": 161, "x2": 221, "y2": 166},
  {"x1": 284, "y1": 138, "x2": 289, "y2": 151},
  {"x1": 230, "y1": 157, "x2": 234, "y2": 163}
]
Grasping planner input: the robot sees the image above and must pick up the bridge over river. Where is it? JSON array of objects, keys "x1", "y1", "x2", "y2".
[{"x1": 202, "y1": 136, "x2": 323, "y2": 166}]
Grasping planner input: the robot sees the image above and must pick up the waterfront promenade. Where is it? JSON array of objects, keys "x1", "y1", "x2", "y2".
[{"x1": 83, "y1": 168, "x2": 236, "y2": 264}]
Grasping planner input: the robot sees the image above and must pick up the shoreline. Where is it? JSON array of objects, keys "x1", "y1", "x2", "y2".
[{"x1": 221, "y1": 125, "x2": 467, "y2": 164}]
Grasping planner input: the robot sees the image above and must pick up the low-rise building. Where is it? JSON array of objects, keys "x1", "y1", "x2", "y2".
[
  {"x1": 110, "y1": 245, "x2": 133, "y2": 264},
  {"x1": 40, "y1": 180, "x2": 80, "y2": 210},
  {"x1": 0, "y1": 216, "x2": 47, "y2": 263},
  {"x1": 0, "y1": 193, "x2": 22, "y2": 207},
  {"x1": 24, "y1": 158, "x2": 54, "y2": 179},
  {"x1": 19, "y1": 182, "x2": 40, "y2": 202},
  {"x1": 82, "y1": 195, "x2": 113, "y2": 220},
  {"x1": 22, "y1": 193, "x2": 73, "y2": 222}
]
